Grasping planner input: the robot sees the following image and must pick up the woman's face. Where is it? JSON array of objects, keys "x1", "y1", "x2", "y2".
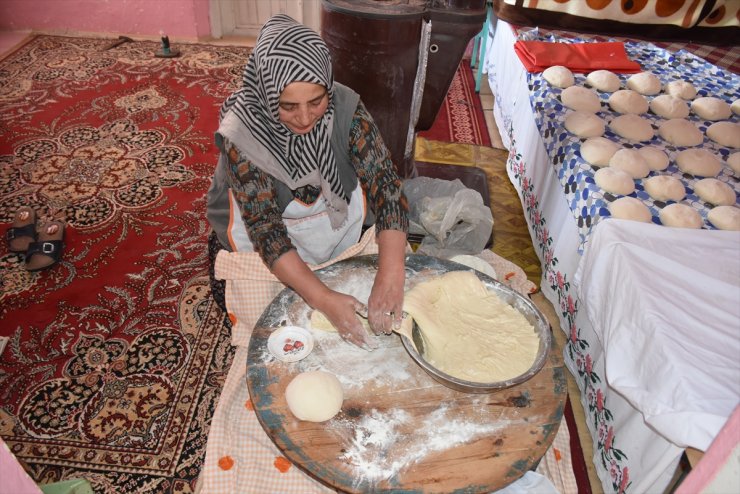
[{"x1": 278, "y1": 81, "x2": 329, "y2": 135}]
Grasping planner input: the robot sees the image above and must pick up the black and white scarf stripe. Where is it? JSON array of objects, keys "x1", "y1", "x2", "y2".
[{"x1": 220, "y1": 14, "x2": 348, "y2": 204}]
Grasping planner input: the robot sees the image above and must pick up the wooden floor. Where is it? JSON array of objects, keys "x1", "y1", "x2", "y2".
[{"x1": 414, "y1": 71, "x2": 604, "y2": 493}]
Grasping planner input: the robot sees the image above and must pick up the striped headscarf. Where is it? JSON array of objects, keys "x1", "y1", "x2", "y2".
[{"x1": 219, "y1": 14, "x2": 349, "y2": 225}]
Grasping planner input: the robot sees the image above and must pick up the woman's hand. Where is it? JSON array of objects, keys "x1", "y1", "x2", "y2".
[
  {"x1": 367, "y1": 229, "x2": 407, "y2": 334},
  {"x1": 314, "y1": 291, "x2": 373, "y2": 349}
]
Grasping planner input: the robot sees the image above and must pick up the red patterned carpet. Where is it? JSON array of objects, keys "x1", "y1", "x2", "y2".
[
  {"x1": 0, "y1": 36, "x2": 247, "y2": 492},
  {"x1": 417, "y1": 59, "x2": 492, "y2": 147}
]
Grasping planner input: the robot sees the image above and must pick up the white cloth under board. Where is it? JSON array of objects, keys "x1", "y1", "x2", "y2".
[{"x1": 576, "y1": 219, "x2": 740, "y2": 451}]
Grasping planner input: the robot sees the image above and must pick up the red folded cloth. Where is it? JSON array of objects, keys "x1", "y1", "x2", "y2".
[{"x1": 514, "y1": 40, "x2": 642, "y2": 73}]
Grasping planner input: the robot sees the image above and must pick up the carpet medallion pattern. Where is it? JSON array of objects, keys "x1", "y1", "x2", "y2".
[{"x1": 0, "y1": 36, "x2": 247, "y2": 492}]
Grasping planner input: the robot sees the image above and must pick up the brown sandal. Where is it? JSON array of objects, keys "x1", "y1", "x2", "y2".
[
  {"x1": 6, "y1": 206, "x2": 37, "y2": 253},
  {"x1": 25, "y1": 221, "x2": 65, "y2": 272}
]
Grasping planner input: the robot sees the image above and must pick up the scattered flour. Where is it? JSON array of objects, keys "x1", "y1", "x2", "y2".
[{"x1": 336, "y1": 406, "x2": 508, "y2": 488}]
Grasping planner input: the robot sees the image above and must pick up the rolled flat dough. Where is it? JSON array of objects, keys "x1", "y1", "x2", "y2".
[
  {"x1": 285, "y1": 371, "x2": 344, "y2": 422},
  {"x1": 398, "y1": 271, "x2": 539, "y2": 383}
]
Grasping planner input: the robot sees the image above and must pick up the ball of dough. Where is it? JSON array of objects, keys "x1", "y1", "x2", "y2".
[
  {"x1": 565, "y1": 111, "x2": 605, "y2": 138},
  {"x1": 609, "y1": 148, "x2": 650, "y2": 178},
  {"x1": 637, "y1": 146, "x2": 670, "y2": 171},
  {"x1": 728, "y1": 152, "x2": 740, "y2": 174},
  {"x1": 650, "y1": 94, "x2": 689, "y2": 119},
  {"x1": 609, "y1": 114, "x2": 655, "y2": 142},
  {"x1": 691, "y1": 97, "x2": 732, "y2": 121},
  {"x1": 609, "y1": 89, "x2": 649, "y2": 114},
  {"x1": 285, "y1": 371, "x2": 344, "y2": 422},
  {"x1": 732, "y1": 100, "x2": 740, "y2": 116},
  {"x1": 658, "y1": 119, "x2": 703, "y2": 147},
  {"x1": 676, "y1": 148, "x2": 722, "y2": 177},
  {"x1": 543, "y1": 65, "x2": 575, "y2": 88},
  {"x1": 561, "y1": 85, "x2": 602, "y2": 112},
  {"x1": 626, "y1": 71, "x2": 662, "y2": 96},
  {"x1": 659, "y1": 203, "x2": 703, "y2": 229},
  {"x1": 706, "y1": 122, "x2": 740, "y2": 148},
  {"x1": 643, "y1": 175, "x2": 686, "y2": 202},
  {"x1": 664, "y1": 80, "x2": 697, "y2": 100},
  {"x1": 608, "y1": 196, "x2": 652, "y2": 222},
  {"x1": 580, "y1": 137, "x2": 619, "y2": 167},
  {"x1": 708, "y1": 206, "x2": 740, "y2": 231},
  {"x1": 594, "y1": 167, "x2": 635, "y2": 195},
  {"x1": 694, "y1": 178, "x2": 736, "y2": 206},
  {"x1": 586, "y1": 70, "x2": 621, "y2": 92}
]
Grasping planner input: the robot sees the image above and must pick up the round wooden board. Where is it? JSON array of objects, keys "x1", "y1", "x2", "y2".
[{"x1": 247, "y1": 254, "x2": 566, "y2": 493}]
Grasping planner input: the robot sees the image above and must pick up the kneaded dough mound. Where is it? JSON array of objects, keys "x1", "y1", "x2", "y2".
[
  {"x1": 650, "y1": 94, "x2": 689, "y2": 119},
  {"x1": 608, "y1": 197, "x2": 652, "y2": 222},
  {"x1": 580, "y1": 137, "x2": 619, "y2": 167},
  {"x1": 565, "y1": 111, "x2": 605, "y2": 138},
  {"x1": 728, "y1": 152, "x2": 740, "y2": 175},
  {"x1": 285, "y1": 371, "x2": 343, "y2": 422},
  {"x1": 609, "y1": 114, "x2": 655, "y2": 142},
  {"x1": 659, "y1": 203, "x2": 703, "y2": 229},
  {"x1": 691, "y1": 97, "x2": 732, "y2": 121},
  {"x1": 594, "y1": 167, "x2": 635, "y2": 195},
  {"x1": 626, "y1": 71, "x2": 662, "y2": 96},
  {"x1": 706, "y1": 122, "x2": 740, "y2": 148},
  {"x1": 658, "y1": 119, "x2": 703, "y2": 147},
  {"x1": 664, "y1": 80, "x2": 697, "y2": 100},
  {"x1": 609, "y1": 148, "x2": 650, "y2": 178},
  {"x1": 694, "y1": 178, "x2": 736, "y2": 206},
  {"x1": 637, "y1": 146, "x2": 670, "y2": 171},
  {"x1": 609, "y1": 89, "x2": 649, "y2": 114},
  {"x1": 708, "y1": 206, "x2": 740, "y2": 231},
  {"x1": 561, "y1": 85, "x2": 602, "y2": 113},
  {"x1": 676, "y1": 148, "x2": 722, "y2": 177},
  {"x1": 643, "y1": 175, "x2": 686, "y2": 202},
  {"x1": 586, "y1": 70, "x2": 621, "y2": 93},
  {"x1": 543, "y1": 65, "x2": 575, "y2": 88}
]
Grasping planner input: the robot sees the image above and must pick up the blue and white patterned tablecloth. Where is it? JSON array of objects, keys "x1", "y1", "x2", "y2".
[{"x1": 526, "y1": 35, "x2": 740, "y2": 250}]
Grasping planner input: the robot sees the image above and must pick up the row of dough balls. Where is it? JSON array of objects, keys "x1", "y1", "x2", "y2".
[
  {"x1": 545, "y1": 66, "x2": 740, "y2": 148},
  {"x1": 582, "y1": 137, "x2": 739, "y2": 230}
]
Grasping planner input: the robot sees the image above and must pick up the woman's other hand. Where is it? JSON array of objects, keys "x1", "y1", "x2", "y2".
[{"x1": 368, "y1": 230, "x2": 407, "y2": 335}]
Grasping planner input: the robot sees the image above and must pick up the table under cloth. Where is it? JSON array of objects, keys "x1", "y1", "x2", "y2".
[{"x1": 487, "y1": 19, "x2": 740, "y2": 494}]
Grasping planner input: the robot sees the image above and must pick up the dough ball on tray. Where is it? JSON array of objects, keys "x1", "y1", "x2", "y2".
[
  {"x1": 594, "y1": 167, "x2": 635, "y2": 195},
  {"x1": 637, "y1": 146, "x2": 670, "y2": 171},
  {"x1": 732, "y1": 100, "x2": 740, "y2": 116},
  {"x1": 693, "y1": 178, "x2": 736, "y2": 206},
  {"x1": 650, "y1": 95, "x2": 689, "y2": 119},
  {"x1": 608, "y1": 197, "x2": 652, "y2": 223},
  {"x1": 586, "y1": 70, "x2": 621, "y2": 93},
  {"x1": 658, "y1": 119, "x2": 703, "y2": 147},
  {"x1": 626, "y1": 71, "x2": 662, "y2": 96},
  {"x1": 728, "y1": 152, "x2": 740, "y2": 175},
  {"x1": 543, "y1": 65, "x2": 575, "y2": 88},
  {"x1": 580, "y1": 137, "x2": 619, "y2": 167},
  {"x1": 561, "y1": 85, "x2": 602, "y2": 112},
  {"x1": 664, "y1": 80, "x2": 697, "y2": 100},
  {"x1": 706, "y1": 122, "x2": 740, "y2": 148},
  {"x1": 609, "y1": 114, "x2": 655, "y2": 142},
  {"x1": 708, "y1": 206, "x2": 740, "y2": 231},
  {"x1": 691, "y1": 97, "x2": 732, "y2": 121},
  {"x1": 659, "y1": 203, "x2": 703, "y2": 229},
  {"x1": 676, "y1": 148, "x2": 722, "y2": 177},
  {"x1": 643, "y1": 175, "x2": 686, "y2": 202},
  {"x1": 609, "y1": 148, "x2": 650, "y2": 178},
  {"x1": 609, "y1": 89, "x2": 649, "y2": 114},
  {"x1": 285, "y1": 371, "x2": 343, "y2": 422},
  {"x1": 565, "y1": 111, "x2": 605, "y2": 138}
]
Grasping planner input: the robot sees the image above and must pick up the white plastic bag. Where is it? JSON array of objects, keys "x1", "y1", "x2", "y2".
[{"x1": 403, "y1": 177, "x2": 493, "y2": 257}]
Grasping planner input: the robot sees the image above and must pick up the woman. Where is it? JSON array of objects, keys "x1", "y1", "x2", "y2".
[{"x1": 206, "y1": 14, "x2": 409, "y2": 348}]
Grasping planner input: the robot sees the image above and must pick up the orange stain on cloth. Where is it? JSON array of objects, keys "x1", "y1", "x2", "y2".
[
  {"x1": 274, "y1": 456, "x2": 292, "y2": 473},
  {"x1": 218, "y1": 455, "x2": 235, "y2": 471},
  {"x1": 245, "y1": 399, "x2": 254, "y2": 410}
]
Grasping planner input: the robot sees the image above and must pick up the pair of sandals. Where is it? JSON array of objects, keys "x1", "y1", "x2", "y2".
[{"x1": 6, "y1": 206, "x2": 65, "y2": 272}]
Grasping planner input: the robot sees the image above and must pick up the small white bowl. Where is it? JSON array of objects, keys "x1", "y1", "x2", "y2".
[{"x1": 267, "y1": 326, "x2": 314, "y2": 362}]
